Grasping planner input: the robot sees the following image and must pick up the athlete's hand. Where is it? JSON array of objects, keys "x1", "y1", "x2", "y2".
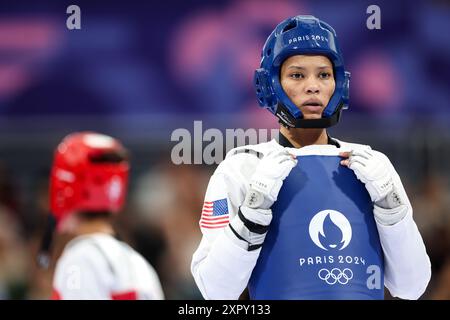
[
  {"x1": 227, "y1": 149, "x2": 297, "y2": 251},
  {"x1": 244, "y1": 149, "x2": 297, "y2": 209},
  {"x1": 340, "y1": 149, "x2": 398, "y2": 203},
  {"x1": 340, "y1": 149, "x2": 409, "y2": 225}
]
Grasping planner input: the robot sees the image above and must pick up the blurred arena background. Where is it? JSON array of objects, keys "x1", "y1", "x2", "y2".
[{"x1": 0, "y1": 0, "x2": 449, "y2": 299}]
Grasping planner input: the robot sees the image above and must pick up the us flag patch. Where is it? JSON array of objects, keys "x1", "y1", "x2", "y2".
[{"x1": 200, "y1": 198, "x2": 229, "y2": 229}]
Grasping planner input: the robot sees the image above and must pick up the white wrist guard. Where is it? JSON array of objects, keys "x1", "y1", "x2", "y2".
[
  {"x1": 373, "y1": 204, "x2": 408, "y2": 226},
  {"x1": 225, "y1": 206, "x2": 271, "y2": 251},
  {"x1": 375, "y1": 185, "x2": 405, "y2": 209}
]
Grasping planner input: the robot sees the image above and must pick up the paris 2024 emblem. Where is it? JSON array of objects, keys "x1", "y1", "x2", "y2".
[
  {"x1": 306, "y1": 210, "x2": 356, "y2": 285},
  {"x1": 308, "y1": 210, "x2": 352, "y2": 251}
]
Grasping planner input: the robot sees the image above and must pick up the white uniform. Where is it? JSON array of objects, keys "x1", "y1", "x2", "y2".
[
  {"x1": 52, "y1": 233, "x2": 164, "y2": 300},
  {"x1": 191, "y1": 138, "x2": 431, "y2": 300}
]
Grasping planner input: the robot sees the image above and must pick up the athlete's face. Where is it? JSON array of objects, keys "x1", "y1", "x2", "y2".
[{"x1": 280, "y1": 55, "x2": 335, "y2": 120}]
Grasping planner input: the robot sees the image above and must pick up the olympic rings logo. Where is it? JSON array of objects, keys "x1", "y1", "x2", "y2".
[{"x1": 318, "y1": 268, "x2": 353, "y2": 285}]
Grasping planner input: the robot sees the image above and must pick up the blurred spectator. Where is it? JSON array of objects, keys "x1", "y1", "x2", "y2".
[
  {"x1": 412, "y1": 173, "x2": 450, "y2": 239},
  {"x1": 133, "y1": 160, "x2": 210, "y2": 299},
  {"x1": 0, "y1": 206, "x2": 29, "y2": 299},
  {"x1": 430, "y1": 257, "x2": 450, "y2": 300},
  {"x1": 23, "y1": 169, "x2": 54, "y2": 299},
  {"x1": 0, "y1": 163, "x2": 20, "y2": 219}
]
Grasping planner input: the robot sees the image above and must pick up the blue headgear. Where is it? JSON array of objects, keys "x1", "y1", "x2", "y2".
[{"x1": 254, "y1": 15, "x2": 350, "y2": 128}]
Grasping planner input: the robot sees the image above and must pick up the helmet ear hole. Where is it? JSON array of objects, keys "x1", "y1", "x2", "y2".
[
  {"x1": 266, "y1": 48, "x2": 272, "y2": 57},
  {"x1": 281, "y1": 20, "x2": 297, "y2": 33}
]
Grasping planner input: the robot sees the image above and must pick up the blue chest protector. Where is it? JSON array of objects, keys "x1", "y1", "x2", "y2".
[{"x1": 248, "y1": 155, "x2": 384, "y2": 300}]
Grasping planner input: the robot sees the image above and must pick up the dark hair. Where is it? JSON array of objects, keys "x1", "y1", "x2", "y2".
[{"x1": 77, "y1": 211, "x2": 113, "y2": 221}]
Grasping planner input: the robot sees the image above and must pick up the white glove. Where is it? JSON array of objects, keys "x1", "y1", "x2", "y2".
[
  {"x1": 340, "y1": 148, "x2": 408, "y2": 225},
  {"x1": 341, "y1": 149, "x2": 395, "y2": 203},
  {"x1": 225, "y1": 149, "x2": 297, "y2": 251},
  {"x1": 244, "y1": 149, "x2": 298, "y2": 210}
]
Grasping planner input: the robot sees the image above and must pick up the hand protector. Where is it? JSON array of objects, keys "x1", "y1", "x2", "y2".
[
  {"x1": 245, "y1": 149, "x2": 297, "y2": 210},
  {"x1": 345, "y1": 149, "x2": 397, "y2": 203},
  {"x1": 343, "y1": 148, "x2": 409, "y2": 225},
  {"x1": 225, "y1": 149, "x2": 297, "y2": 251}
]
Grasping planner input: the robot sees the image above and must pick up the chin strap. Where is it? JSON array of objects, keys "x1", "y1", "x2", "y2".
[{"x1": 275, "y1": 102, "x2": 343, "y2": 129}]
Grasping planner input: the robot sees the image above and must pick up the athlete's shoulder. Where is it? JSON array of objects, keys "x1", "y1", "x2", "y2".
[
  {"x1": 53, "y1": 234, "x2": 113, "y2": 290},
  {"x1": 112, "y1": 240, "x2": 165, "y2": 299},
  {"x1": 210, "y1": 139, "x2": 281, "y2": 180},
  {"x1": 225, "y1": 139, "x2": 281, "y2": 159},
  {"x1": 334, "y1": 138, "x2": 389, "y2": 158},
  {"x1": 93, "y1": 234, "x2": 156, "y2": 277},
  {"x1": 56, "y1": 234, "x2": 111, "y2": 268},
  {"x1": 333, "y1": 138, "x2": 370, "y2": 150},
  {"x1": 53, "y1": 234, "x2": 117, "y2": 299},
  {"x1": 216, "y1": 139, "x2": 282, "y2": 172}
]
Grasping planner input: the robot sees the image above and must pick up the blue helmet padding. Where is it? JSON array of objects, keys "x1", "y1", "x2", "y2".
[{"x1": 254, "y1": 15, "x2": 350, "y2": 120}]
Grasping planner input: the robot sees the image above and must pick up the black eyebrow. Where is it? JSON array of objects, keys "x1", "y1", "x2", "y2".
[
  {"x1": 287, "y1": 66, "x2": 305, "y2": 70},
  {"x1": 287, "y1": 65, "x2": 332, "y2": 70}
]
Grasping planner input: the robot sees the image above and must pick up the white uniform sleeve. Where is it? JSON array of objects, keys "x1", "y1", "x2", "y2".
[
  {"x1": 53, "y1": 244, "x2": 113, "y2": 299},
  {"x1": 375, "y1": 169, "x2": 432, "y2": 300},
  {"x1": 131, "y1": 253, "x2": 165, "y2": 300},
  {"x1": 337, "y1": 140, "x2": 432, "y2": 299},
  {"x1": 191, "y1": 156, "x2": 263, "y2": 300}
]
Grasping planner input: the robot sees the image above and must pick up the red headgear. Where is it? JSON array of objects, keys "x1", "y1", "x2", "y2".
[{"x1": 49, "y1": 132, "x2": 129, "y2": 225}]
